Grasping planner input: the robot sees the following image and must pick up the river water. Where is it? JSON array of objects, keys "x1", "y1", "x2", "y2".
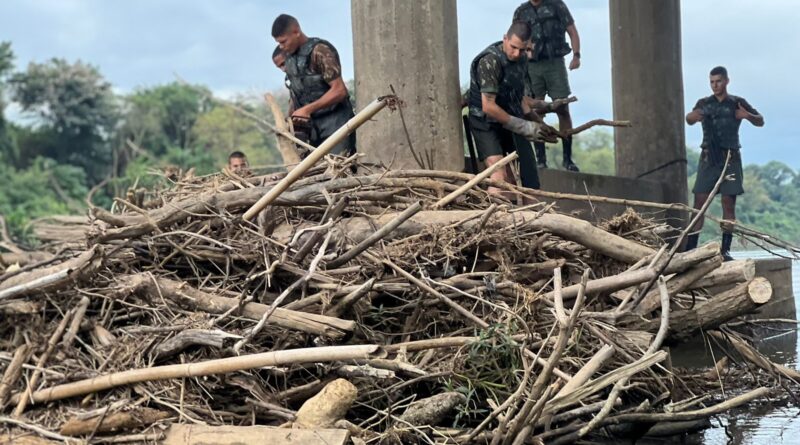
[{"x1": 689, "y1": 251, "x2": 800, "y2": 444}]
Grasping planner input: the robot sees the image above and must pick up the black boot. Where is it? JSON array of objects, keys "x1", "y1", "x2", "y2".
[
  {"x1": 685, "y1": 233, "x2": 699, "y2": 251},
  {"x1": 721, "y1": 232, "x2": 734, "y2": 262},
  {"x1": 562, "y1": 136, "x2": 579, "y2": 172},
  {"x1": 534, "y1": 142, "x2": 548, "y2": 168}
]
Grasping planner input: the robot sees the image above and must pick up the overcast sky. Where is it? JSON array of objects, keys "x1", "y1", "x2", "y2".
[{"x1": 1, "y1": 1, "x2": 797, "y2": 167}]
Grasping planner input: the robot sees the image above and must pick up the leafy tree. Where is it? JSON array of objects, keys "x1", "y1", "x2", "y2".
[
  {"x1": 9, "y1": 58, "x2": 117, "y2": 180},
  {"x1": 120, "y1": 82, "x2": 212, "y2": 156},
  {"x1": 191, "y1": 105, "x2": 280, "y2": 172}
]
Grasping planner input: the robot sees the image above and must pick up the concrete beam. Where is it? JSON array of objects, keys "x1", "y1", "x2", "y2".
[
  {"x1": 351, "y1": 0, "x2": 464, "y2": 171},
  {"x1": 609, "y1": 0, "x2": 687, "y2": 207}
]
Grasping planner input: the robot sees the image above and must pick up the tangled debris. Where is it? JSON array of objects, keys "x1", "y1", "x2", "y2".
[{"x1": 0, "y1": 148, "x2": 797, "y2": 444}]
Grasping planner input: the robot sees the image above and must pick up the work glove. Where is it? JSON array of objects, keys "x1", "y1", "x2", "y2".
[{"x1": 504, "y1": 116, "x2": 559, "y2": 143}]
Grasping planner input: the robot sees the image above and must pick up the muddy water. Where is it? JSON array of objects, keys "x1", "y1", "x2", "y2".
[{"x1": 682, "y1": 252, "x2": 800, "y2": 445}]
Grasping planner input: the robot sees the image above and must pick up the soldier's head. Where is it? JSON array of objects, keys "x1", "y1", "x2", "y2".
[
  {"x1": 228, "y1": 151, "x2": 250, "y2": 175},
  {"x1": 272, "y1": 46, "x2": 286, "y2": 72},
  {"x1": 272, "y1": 14, "x2": 305, "y2": 55},
  {"x1": 709, "y1": 66, "x2": 729, "y2": 96},
  {"x1": 503, "y1": 21, "x2": 532, "y2": 62}
]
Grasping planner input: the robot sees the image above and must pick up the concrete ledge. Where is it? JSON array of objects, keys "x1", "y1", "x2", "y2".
[{"x1": 538, "y1": 169, "x2": 667, "y2": 221}]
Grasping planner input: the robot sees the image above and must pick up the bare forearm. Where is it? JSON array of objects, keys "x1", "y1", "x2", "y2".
[
  {"x1": 303, "y1": 82, "x2": 348, "y2": 115},
  {"x1": 567, "y1": 25, "x2": 580, "y2": 54},
  {"x1": 749, "y1": 113, "x2": 765, "y2": 127},
  {"x1": 483, "y1": 101, "x2": 511, "y2": 125}
]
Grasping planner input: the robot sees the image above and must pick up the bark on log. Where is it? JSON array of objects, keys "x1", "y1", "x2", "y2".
[
  {"x1": 152, "y1": 329, "x2": 241, "y2": 361},
  {"x1": 397, "y1": 392, "x2": 467, "y2": 427},
  {"x1": 634, "y1": 255, "x2": 723, "y2": 315},
  {"x1": 277, "y1": 210, "x2": 655, "y2": 264},
  {"x1": 631, "y1": 278, "x2": 772, "y2": 344},
  {"x1": 0, "y1": 345, "x2": 28, "y2": 407},
  {"x1": 264, "y1": 93, "x2": 302, "y2": 169},
  {"x1": 115, "y1": 274, "x2": 354, "y2": 338},
  {"x1": 10, "y1": 345, "x2": 380, "y2": 405},
  {"x1": 687, "y1": 259, "x2": 756, "y2": 290},
  {"x1": 0, "y1": 247, "x2": 104, "y2": 301},
  {"x1": 293, "y1": 379, "x2": 357, "y2": 429},
  {"x1": 548, "y1": 243, "x2": 719, "y2": 301},
  {"x1": 59, "y1": 407, "x2": 170, "y2": 436}
]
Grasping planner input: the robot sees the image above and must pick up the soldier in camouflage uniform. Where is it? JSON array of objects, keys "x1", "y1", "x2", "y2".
[
  {"x1": 685, "y1": 66, "x2": 764, "y2": 261},
  {"x1": 467, "y1": 21, "x2": 558, "y2": 194},
  {"x1": 514, "y1": 0, "x2": 581, "y2": 171},
  {"x1": 271, "y1": 14, "x2": 355, "y2": 155}
]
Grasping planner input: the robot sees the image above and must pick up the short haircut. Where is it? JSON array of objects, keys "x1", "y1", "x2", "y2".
[
  {"x1": 272, "y1": 14, "x2": 299, "y2": 38},
  {"x1": 272, "y1": 45, "x2": 284, "y2": 59},
  {"x1": 507, "y1": 21, "x2": 532, "y2": 42},
  {"x1": 710, "y1": 66, "x2": 728, "y2": 79},
  {"x1": 228, "y1": 151, "x2": 247, "y2": 161}
]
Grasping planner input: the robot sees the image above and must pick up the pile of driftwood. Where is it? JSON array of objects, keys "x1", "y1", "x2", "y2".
[{"x1": 0, "y1": 98, "x2": 797, "y2": 444}]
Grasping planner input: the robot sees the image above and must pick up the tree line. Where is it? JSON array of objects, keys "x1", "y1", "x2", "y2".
[{"x1": 0, "y1": 42, "x2": 281, "y2": 241}]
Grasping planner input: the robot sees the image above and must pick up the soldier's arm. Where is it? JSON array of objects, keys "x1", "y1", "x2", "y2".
[
  {"x1": 477, "y1": 55, "x2": 511, "y2": 124},
  {"x1": 559, "y1": 1, "x2": 581, "y2": 70},
  {"x1": 686, "y1": 99, "x2": 704, "y2": 125},
  {"x1": 737, "y1": 99, "x2": 764, "y2": 127},
  {"x1": 291, "y1": 45, "x2": 349, "y2": 118}
]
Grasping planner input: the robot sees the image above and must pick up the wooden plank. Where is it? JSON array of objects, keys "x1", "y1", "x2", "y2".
[{"x1": 161, "y1": 424, "x2": 349, "y2": 445}]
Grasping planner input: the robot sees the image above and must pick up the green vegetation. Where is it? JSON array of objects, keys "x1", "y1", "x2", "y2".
[{"x1": 0, "y1": 41, "x2": 281, "y2": 242}]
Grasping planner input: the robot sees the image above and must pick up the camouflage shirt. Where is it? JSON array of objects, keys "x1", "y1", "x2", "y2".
[
  {"x1": 513, "y1": 0, "x2": 574, "y2": 61},
  {"x1": 309, "y1": 43, "x2": 342, "y2": 84},
  {"x1": 694, "y1": 95, "x2": 758, "y2": 151},
  {"x1": 477, "y1": 51, "x2": 531, "y2": 97}
]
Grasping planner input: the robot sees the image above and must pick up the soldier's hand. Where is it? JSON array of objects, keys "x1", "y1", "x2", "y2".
[
  {"x1": 569, "y1": 56, "x2": 581, "y2": 71},
  {"x1": 291, "y1": 106, "x2": 312, "y2": 120},
  {"x1": 689, "y1": 109, "x2": 704, "y2": 122},
  {"x1": 538, "y1": 123, "x2": 560, "y2": 143},
  {"x1": 735, "y1": 103, "x2": 750, "y2": 121}
]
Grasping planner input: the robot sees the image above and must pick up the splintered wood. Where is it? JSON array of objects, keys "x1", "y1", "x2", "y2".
[{"x1": 0, "y1": 155, "x2": 793, "y2": 444}]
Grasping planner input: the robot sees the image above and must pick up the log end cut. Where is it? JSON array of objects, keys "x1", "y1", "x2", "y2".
[{"x1": 748, "y1": 277, "x2": 772, "y2": 305}]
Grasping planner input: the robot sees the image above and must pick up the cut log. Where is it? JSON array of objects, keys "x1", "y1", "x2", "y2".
[
  {"x1": 631, "y1": 278, "x2": 772, "y2": 344},
  {"x1": 60, "y1": 407, "x2": 169, "y2": 436},
  {"x1": 0, "y1": 247, "x2": 104, "y2": 301},
  {"x1": 115, "y1": 274, "x2": 354, "y2": 338},
  {"x1": 162, "y1": 424, "x2": 349, "y2": 445},
  {"x1": 293, "y1": 379, "x2": 358, "y2": 429},
  {"x1": 634, "y1": 255, "x2": 723, "y2": 315},
  {"x1": 547, "y1": 243, "x2": 719, "y2": 301},
  {"x1": 687, "y1": 258, "x2": 756, "y2": 290}
]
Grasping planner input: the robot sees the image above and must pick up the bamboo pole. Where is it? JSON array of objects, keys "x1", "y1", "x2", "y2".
[
  {"x1": 432, "y1": 152, "x2": 519, "y2": 209},
  {"x1": 12, "y1": 345, "x2": 380, "y2": 406},
  {"x1": 243, "y1": 97, "x2": 391, "y2": 221}
]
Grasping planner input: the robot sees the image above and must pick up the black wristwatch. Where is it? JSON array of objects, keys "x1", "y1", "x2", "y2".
[{"x1": 573, "y1": 52, "x2": 581, "y2": 58}]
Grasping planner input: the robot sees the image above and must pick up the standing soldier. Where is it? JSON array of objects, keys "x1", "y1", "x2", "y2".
[
  {"x1": 514, "y1": 0, "x2": 581, "y2": 171},
  {"x1": 271, "y1": 14, "x2": 355, "y2": 155},
  {"x1": 467, "y1": 21, "x2": 557, "y2": 194},
  {"x1": 685, "y1": 66, "x2": 764, "y2": 261}
]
